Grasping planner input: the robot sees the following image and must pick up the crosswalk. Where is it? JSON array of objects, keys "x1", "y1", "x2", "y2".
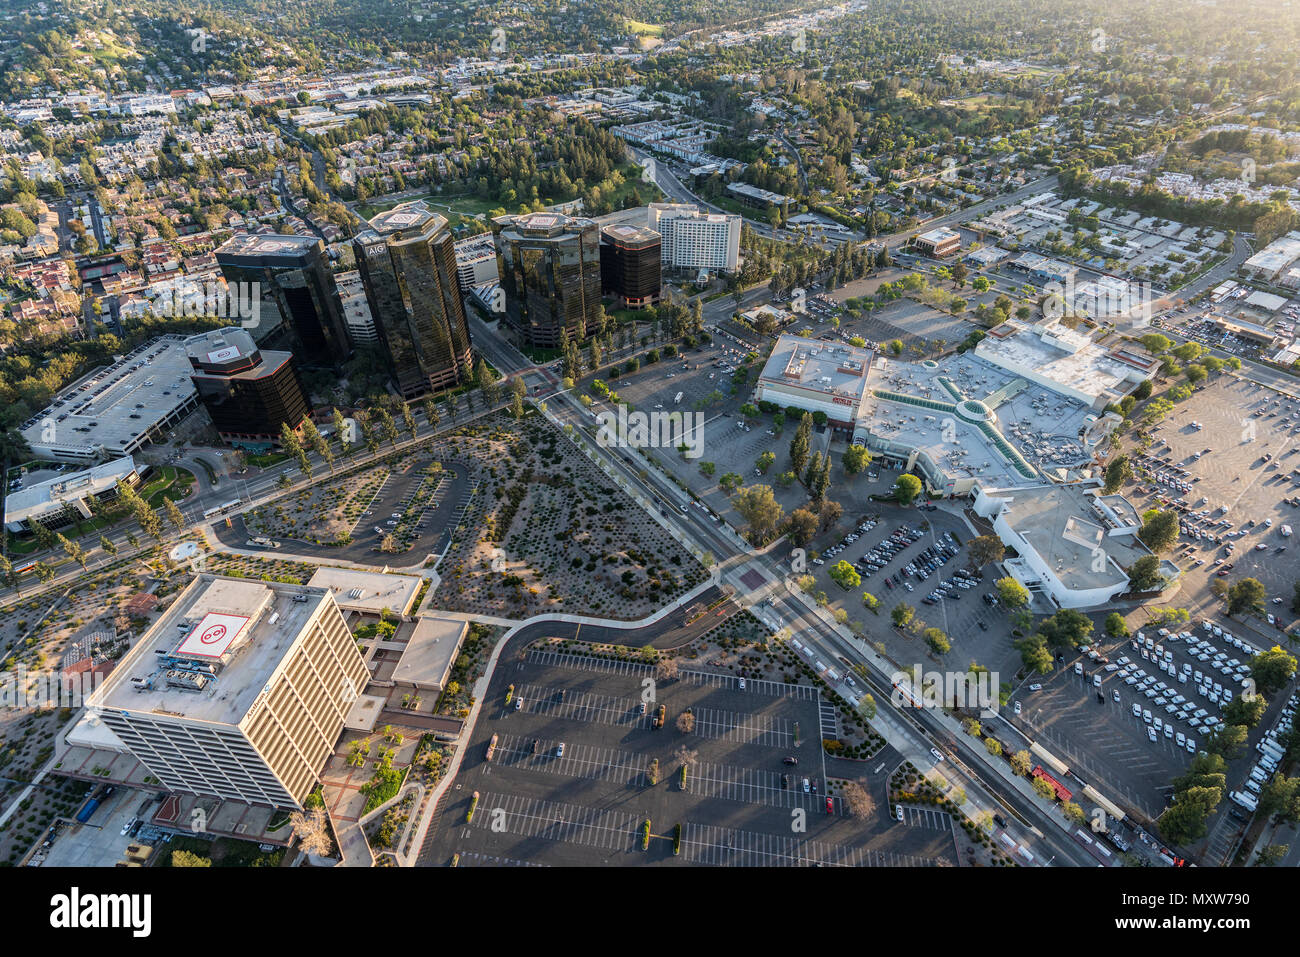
[{"x1": 453, "y1": 852, "x2": 548, "y2": 868}]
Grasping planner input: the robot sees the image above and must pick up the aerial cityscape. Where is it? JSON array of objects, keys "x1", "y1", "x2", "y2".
[{"x1": 0, "y1": 0, "x2": 1298, "y2": 902}]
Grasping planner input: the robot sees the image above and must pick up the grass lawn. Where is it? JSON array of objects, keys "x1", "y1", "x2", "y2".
[
  {"x1": 245, "y1": 450, "x2": 290, "y2": 469},
  {"x1": 140, "y1": 466, "x2": 196, "y2": 507},
  {"x1": 359, "y1": 163, "x2": 662, "y2": 225},
  {"x1": 624, "y1": 18, "x2": 664, "y2": 35}
]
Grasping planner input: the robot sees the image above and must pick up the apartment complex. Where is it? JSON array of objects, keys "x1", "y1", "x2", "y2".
[
  {"x1": 215, "y1": 233, "x2": 351, "y2": 366},
  {"x1": 185, "y1": 328, "x2": 312, "y2": 449},
  {"x1": 492, "y1": 211, "x2": 603, "y2": 347},
  {"x1": 88, "y1": 575, "x2": 369, "y2": 809},
  {"x1": 354, "y1": 202, "x2": 474, "y2": 398},
  {"x1": 647, "y1": 203, "x2": 740, "y2": 274}
]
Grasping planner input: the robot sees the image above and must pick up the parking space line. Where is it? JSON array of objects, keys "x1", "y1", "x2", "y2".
[
  {"x1": 524, "y1": 651, "x2": 820, "y2": 700},
  {"x1": 471, "y1": 791, "x2": 642, "y2": 853}
]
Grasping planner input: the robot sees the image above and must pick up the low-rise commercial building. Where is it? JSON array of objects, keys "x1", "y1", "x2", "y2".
[
  {"x1": 973, "y1": 483, "x2": 1165, "y2": 609},
  {"x1": 754, "y1": 335, "x2": 873, "y2": 433},
  {"x1": 913, "y1": 226, "x2": 962, "y2": 258},
  {"x1": 391, "y1": 616, "x2": 468, "y2": 694},
  {"x1": 3, "y1": 456, "x2": 139, "y2": 532},
  {"x1": 306, "y1": 566, "x2": 424, "y2": 620}
]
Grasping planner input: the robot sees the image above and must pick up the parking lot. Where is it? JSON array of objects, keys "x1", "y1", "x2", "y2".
[
  {"x1": 1127, "y1": 376, "x2": 1300, "y2": 618},
  {"x1": 418, "y1": 648, "x2": 958, "y2": 866},
  {"x1": 802, "y1": 501, "x2": 1022, "y2": 678},
  {"x1": 1006, "y1": 612, "x2": 1288, "y2": 821},
  {"x1": 218, "y1": 466, "x2": 471, "y2": 564}
]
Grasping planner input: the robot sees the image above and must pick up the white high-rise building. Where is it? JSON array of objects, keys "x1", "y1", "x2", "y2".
[
  {"x1": 88, "y1": 575, "x2": 369, "y2": 808},
  {"x1": 648, "y1": 203, "x2": 741, "y2": 274}
]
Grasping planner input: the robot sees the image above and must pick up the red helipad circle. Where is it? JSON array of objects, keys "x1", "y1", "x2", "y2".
[{"x1": 199, "y1": 624, "x2": 227, "y2": 645}]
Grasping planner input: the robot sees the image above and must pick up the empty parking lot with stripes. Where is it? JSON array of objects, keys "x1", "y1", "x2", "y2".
[{"x1": 420, "y1": 648, "x2": 958, "y2": 867}]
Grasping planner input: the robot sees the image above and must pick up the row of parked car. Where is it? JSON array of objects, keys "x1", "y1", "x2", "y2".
[
  {"x1": 1232, "y1": 691, "x2": 1299, "y2": 812},
  {"x1": 845, "y1": 524, "x2": 924, "y2": 582},
  {"x1": 920, "y1": 564, "x2": 977, "y2": 608},
  {"x1": 815, "y1": 517, "x2": 879, "y2": 564}
]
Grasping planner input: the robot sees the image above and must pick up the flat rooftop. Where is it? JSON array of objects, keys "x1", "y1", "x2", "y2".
[
  {"x1": 366, "y1": 200, "x2": 448, "y2": 238},
  {"x1": 996, "y1": 485, "x2": 1147, "y2": 591},
  {"x1": 391, "y1": 616, "x2": 468, "y2": 690},
  {"x1": 91, "y1": 575, "x2": 335, "y2": 727},
  {"x1": 20, "y1": 336, "x2": 197, "y2": 459},
  {"x1": 306, "y1": 566, "x2": 423, "y2": 617},
  {"x1": 4, "y1": 455, "x2": 137, "y2": 523},
  {"x1": 917, "y1": 226, "x2": 960, "y2": 244},
  {"x1": 601, "y1": 223, "x2": 661, "y2": 245},
  {"x1": 759, "y1": 334, "x2": 872, "y2": 400},
  {"x1": 496, "y1": 211, "x2": 595, "y2": 239},
  {"x1": 862, "y1": 355, "x2": 1039, "y2": 490},
  {"x1": 974, "y1": 321, "x2": 1139, "y2": 405},
  {"x1": 215, "y1": 232, "x2": 321, "y2": 267},
  {"x1": 861, "y1": 351, "x2": 1102, "y2": 488}
]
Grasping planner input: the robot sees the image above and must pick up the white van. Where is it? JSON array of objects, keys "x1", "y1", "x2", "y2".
[{"x1": 1231, "y1": 791, "x2": 1258, "y2": 811}]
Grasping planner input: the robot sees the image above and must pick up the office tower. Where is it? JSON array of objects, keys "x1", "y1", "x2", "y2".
[
  {"x1": 647, "y1": 203, "x2": 741, "y2": 274},
  {"x1": 492, "y1": 211, "x2": 602, "y2": 348},
  {"x1": 353, "y1": 202, "x2": 473, "y2": 399},
  {"x1": 185, "y1": 328, "x2": 311, "y2": 448},
  {"x1": 88, "y1": 575, "x2": 369, "y2": 808},
  {"x1": 600, "y1": 224, "x2": 662, "y2": 309},
  {"x1": 215, "y1": 233, "x2": 351, "y2": 366}
]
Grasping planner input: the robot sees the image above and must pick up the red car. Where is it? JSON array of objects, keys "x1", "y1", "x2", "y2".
[{"x1": 825, "y1": 797, "x2": 834, "y2": 814}]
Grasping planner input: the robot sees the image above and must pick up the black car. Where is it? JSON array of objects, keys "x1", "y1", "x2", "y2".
[{"x1": 783, "y1": 756, "x2": 799, "y2": 765}]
